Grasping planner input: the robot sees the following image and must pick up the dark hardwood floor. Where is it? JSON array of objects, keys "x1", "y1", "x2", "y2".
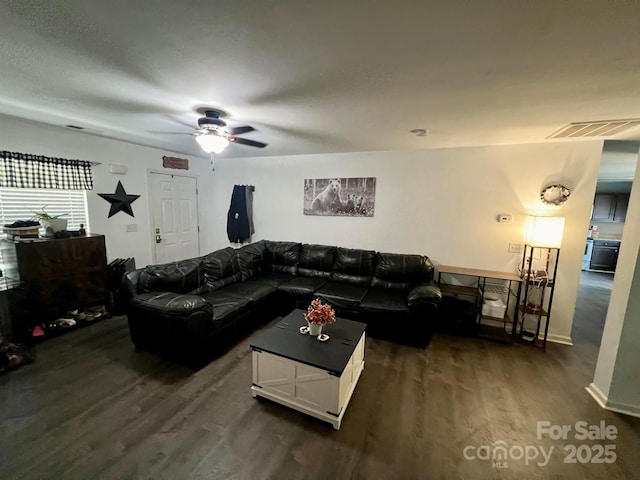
[{"x1": 2, "y1": 272, "x2": 639, "y2": 479}]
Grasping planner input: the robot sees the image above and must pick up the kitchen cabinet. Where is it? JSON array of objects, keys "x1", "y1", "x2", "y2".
[
  {"x1": 591, "y1": 194, "x2": 630, "y2": 222},
  {"x1": 613, "y1": 194, "x2": 630, "y2": 222},
  {"x1": 591, "y1": 194, "x2": 616, "y2": 221}
]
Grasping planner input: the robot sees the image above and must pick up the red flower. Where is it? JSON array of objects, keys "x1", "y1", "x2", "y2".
[{"x1": 304, "y1": 298, "x2": 336, "y2": 325}]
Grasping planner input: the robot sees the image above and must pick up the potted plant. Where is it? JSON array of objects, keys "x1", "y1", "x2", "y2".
[
  {"x1": 304, "y1": 298, "x2": 336, "y2": 336},
  {"x1": 32, "y1": 205, "x2": 68, "y2": 237}
]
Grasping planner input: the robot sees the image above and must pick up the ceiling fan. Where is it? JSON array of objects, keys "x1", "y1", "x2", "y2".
[{"x1": 191, "y1": 109, "x2": 267, "y2": 153}]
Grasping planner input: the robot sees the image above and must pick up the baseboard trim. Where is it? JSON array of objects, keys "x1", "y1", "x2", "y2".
[
  {"x1": 586, "y1": 383, "x2": 640, "y2": 418},
  {"x1": 545, "y1": 333, "x2": 573, "y2": 346},
  {"x1": 586, "y1": 383, "x2": 609, "y2": 408}
]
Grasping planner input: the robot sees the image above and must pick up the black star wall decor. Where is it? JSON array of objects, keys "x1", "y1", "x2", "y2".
[{"x1": 98, "y1": 181, "x2": 141, "y2": 218}]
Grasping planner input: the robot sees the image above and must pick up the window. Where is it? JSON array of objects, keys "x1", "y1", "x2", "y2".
[
  {"x1": 0, "y1": 152, "x2": 94, "y2": 272},
  {"x1": 0, "y1": 187, "x2": 89, "y2": 233}
]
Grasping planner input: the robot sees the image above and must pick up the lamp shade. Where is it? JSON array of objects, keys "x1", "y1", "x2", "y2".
[
  {"x1": 524, "y1": 216, "x2": 565, "y2": 248},
  {"x1": 195, "y1": 133, "x2": 229, "y2": 153}
]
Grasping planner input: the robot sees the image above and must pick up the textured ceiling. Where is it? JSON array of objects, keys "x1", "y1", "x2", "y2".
[{"x1": 1, "y1": 0, "x2": 640, "y2": 159}]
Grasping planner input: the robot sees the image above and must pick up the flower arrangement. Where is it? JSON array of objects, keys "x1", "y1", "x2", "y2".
[{"x1": 304, "y1": 298, "x2": 336, "y2": 326}]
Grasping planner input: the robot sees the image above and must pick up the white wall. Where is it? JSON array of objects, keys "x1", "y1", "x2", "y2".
[
  {"x1": 1, "y1": 113, "x2": 606, "y2": 342},
  {"x1": 209, "y1": 141, "x2": 604, "y2": 343},
  {"x1": 0, "y1": 115, "x2": 214, "y2": 267}
]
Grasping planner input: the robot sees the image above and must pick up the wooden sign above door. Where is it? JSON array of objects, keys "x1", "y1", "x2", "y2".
[{"x1": 162, "y1": 156, "x2": 189, "y2": 170}]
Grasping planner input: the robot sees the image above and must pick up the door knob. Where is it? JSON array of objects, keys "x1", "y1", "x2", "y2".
[{"x1": 155, "y1": 228, "x2": 162, "y2": 244}]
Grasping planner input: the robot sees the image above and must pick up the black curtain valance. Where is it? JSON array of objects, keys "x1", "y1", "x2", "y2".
[{"x1": 0, "y1": 150, "x2": 93, "y2": 190}]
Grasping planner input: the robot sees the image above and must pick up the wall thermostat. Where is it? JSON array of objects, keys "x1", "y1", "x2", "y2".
[{"x1": 497, "y1": 214, "x2": 513, "y2": 223}]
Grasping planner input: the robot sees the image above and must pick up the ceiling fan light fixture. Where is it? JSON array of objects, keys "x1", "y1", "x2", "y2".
[{"x1": 195, "y1": 133, "x2": 229, "y2": 153}]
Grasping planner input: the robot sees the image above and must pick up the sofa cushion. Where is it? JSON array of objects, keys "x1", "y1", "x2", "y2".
[
  {"x1": 330, "y1": 247, "x2": 376, "y2": 287},
  {"x1": 138, "y1": 257, "x2": 203, "y2": 294},
  {"x1": 297, "y1": 244, "x2": 337, "y2": 278},
  {"x1": 201, "y1": 271, "x2": 241, "y2": 292},
  {"x1": 220, "y1": 280, "x2": 277, "y2": 304},
  {"x1": 360, "y1": 289, "x2": 410, "y2": 315},
  {"x1": 407, "y1": 282, "x2": 442, "y2": 307},
  {"x1": 265, "y1": 241, "x2": 301, "y2": 275},
  {"x1": 249, "y1": 272, "x2": 296, "y2": 287},
  {"x1": 278, "y1": 276, "x2": 328, "y2": 299},
  {"x1": 200, "y1": 290, "x2": 251, "y2": 326},
  {"x1": 202, "y1": 247, "x2": 242, "y2": 291},
  {"x1": 314, "y1": 282, "x2": 369, "y2": 310},
  {"x1": 371, "y1": 252, "x2": 435, "y2": 290},
  {"x1": 236, "y1": 240, "x2": 267, "y2": 280},
  {"x1": 131, "y1": 291, "x2": 212, "y2": 316}
]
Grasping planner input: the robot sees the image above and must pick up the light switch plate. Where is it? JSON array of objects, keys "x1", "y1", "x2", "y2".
[
  {"x1": 509, "y1": 242, "x2": 522, "y2": 253},
  {"x1": 126, "y1": 224, "x2": 138, "y2": 232}
]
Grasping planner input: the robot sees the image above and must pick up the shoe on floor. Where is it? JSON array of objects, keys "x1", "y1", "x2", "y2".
[
  {"x1": 32, "y1": 325, "x2": 45, "y2": 337},
  {"x1": 56, "y1": 318, "x2": 76, "y2": 327}
]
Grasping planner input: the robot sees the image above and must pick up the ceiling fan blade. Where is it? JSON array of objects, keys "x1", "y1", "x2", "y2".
[
  {"x1": 228, "y1": 125, "x2": 255, "y2": 135},
  {"x1": 164, "y1": 114, "x2": 196, "y2": 129},
  {"x1": 229, "y1": 136, "x2": 268, "y2": 148},
  {"x1": 148, "y1": 130, "x2": 196, "y2": 135}
]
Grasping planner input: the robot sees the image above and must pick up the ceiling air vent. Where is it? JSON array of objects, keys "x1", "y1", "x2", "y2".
[{"x1": 548, "y1": 119, "x2": 640, "y2": 139}]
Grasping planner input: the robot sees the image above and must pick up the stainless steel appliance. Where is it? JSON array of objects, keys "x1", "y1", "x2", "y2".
[
  {"x1": 590, "y1": 239, "x2": 621, "y2": 271},
  {"x1": 582, "y1": 238, "x2": 594, "y2": 270}
]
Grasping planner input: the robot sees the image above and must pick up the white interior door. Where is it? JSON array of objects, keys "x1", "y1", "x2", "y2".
[{"x1": 149, "y1": 172, "x2": 200, "y2": 263}]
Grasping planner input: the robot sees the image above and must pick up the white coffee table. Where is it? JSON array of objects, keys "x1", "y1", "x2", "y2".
[{"x1": 250, "y1": 310, "x2": 366, "y2": 430}]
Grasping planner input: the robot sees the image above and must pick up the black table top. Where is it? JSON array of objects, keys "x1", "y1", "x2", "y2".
[{"x1": 250, "y1": 309, "x2": 367, "y2": 376}]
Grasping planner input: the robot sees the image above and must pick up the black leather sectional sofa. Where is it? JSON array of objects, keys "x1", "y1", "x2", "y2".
[{"x1": 122, "y1": 240, "x2": 442, "y2": 367}]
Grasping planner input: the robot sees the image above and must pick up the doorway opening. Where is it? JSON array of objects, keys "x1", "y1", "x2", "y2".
[{"x1": 572, "y1": 140, "x2": 637, "y2": 351}]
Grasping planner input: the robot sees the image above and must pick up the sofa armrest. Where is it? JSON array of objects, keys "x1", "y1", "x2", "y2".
[
  {"x1": 130, "y1": 291, "x2": 213, "y2": 317},
  {"x1": 407, "y1": 282, "x2": 442, "y2": 307},
  {"x1": 121, "y1": 268, "x2": 143, "y2": 300}
]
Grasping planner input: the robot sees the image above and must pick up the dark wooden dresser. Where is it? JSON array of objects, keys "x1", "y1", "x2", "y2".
[{"x1": 0, "y1": 234, "x2": 108, "y2": 321}]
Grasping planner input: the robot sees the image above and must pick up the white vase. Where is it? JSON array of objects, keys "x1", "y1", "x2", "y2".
[
  {"x1": 41, "y1": 218, "x2": 68, "y2": 237},
  {"x1": 308, "y1": 322, "x2": 323, "y2": 336}
]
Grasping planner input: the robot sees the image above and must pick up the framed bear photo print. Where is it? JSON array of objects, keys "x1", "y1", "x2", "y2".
[{"x1": 303, "y1": 177, "x2": 376, "y2": 217}]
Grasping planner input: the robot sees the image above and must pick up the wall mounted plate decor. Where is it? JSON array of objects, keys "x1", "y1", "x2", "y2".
[
  {"x1": 303, "y1": 177, "x2": 376, "y2": 216},
  {"x1": 540, "y1": 184, "x2": 571, "y2": 207},
  {"x1": 98, "y1": 181, "x2": 141, "y2": 217}
]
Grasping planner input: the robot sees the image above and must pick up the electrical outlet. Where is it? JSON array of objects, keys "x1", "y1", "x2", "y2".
[{"x1": 509, "y1": 242, "x2": 522, "y2": 253}]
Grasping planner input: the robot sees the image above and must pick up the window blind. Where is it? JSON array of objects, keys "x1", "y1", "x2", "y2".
[{"x1": 0, "y1": 187, "x2": 89, "y2": 232}]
